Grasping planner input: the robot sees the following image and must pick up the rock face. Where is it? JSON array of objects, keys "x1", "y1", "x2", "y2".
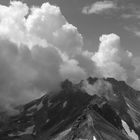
[{"x1": 0, "y1": 78, "x2": 140, "y2": 140}]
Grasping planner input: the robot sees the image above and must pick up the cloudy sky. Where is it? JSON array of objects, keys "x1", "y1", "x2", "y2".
[
  {"x1": 0, "y1": 0, "x2": 140, "y2": 114},
  {"x1": 0, "y1": 0, "x2": 140, "y2": 54}
]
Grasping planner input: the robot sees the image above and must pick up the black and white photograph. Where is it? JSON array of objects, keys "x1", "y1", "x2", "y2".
[{"x1": 0, "y1": 0, "x2": 140, "y2": 140}]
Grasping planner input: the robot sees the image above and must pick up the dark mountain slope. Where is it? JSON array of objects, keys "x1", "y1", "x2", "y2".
[{"x1": 0, "y1": 78, "x2": 139, "y2": 140}]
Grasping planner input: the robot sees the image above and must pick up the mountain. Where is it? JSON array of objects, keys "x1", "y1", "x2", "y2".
[{"x1": 0, "y1": 77, "x2": 140, "y2": 140}]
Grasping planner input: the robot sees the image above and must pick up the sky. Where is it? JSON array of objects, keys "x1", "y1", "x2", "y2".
[{"x1": 0, "y1": 0, "x2": 140, "y2": 116}]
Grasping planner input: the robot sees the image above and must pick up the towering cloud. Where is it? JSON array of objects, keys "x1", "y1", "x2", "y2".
[
  {"x1": 92, "y1": 33, "x2": 134, "y2": 82},
  {"x1": 0, "y1": 1, "x2": 85, "y2": 114}
]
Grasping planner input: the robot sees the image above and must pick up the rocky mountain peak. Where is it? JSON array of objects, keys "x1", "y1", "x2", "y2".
[{"x1": 0, "y1": 77, "x2": 140, "y2": 140}]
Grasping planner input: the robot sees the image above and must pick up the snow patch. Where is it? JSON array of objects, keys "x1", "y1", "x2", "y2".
[
  {"x1": 18, "y1": 125, "x2": 35, "y2": 135},
  {"x1": 37, "y1": 101, "x2": 43, "y2": 111},
  {"x1": 46, "y1": 119, "x2": 50, "y2": 123},
  {"x1": 27, "y1": 104, "x2": 37, "y2": 111},
  {"x1": 121, "y1": 120, "x2": 138, "y2": 140},
  {"x1": 63, "y1": 101, "x2": 67, "y2": 108}
]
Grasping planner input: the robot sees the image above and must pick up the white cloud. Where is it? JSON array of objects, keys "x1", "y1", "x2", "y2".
[
  {"x1": 0, "y1": 1, "x2": 47, "y2": 48},
  {"x1": 0, "y1": 1, "x2": 83, "y2": 54},
  {"x1": 83, "y1": 79, "x2": 117, "y2": 101},
  {"x1": 132, "y1": 79, "x2": 140, "y2": 91},
  {"x1": 26, "y1": 3, "x2": 83, "y2": 55},
  {"x1": 74, "y1": 51, "x2": 98, "y2": 77},
  {"x1": 59, "y1": 58, "x2": 87, "y2": 83},
  {"x1": 0, "y1": 1, "x2": 85, "y2": 114},
  {"x1": 92, "y1": 33, "x2": 134, "y2": 81},
  {"x1": 82, "y1": 0, "x2": 117, "y2": 15}
]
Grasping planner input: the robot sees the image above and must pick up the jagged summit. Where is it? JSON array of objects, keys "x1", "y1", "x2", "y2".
[{"x1": 0, "y1": 77, "x2": 140, "y2": 140}]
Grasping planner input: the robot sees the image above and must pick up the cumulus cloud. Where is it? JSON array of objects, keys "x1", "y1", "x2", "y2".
[
  {"x1": 26, "y1": 3, "x2": 83, "y2": 55},
  {"x1": 74, "y1": 51, "x2": 97, "y2": 77},
  {"x1": 0, "y1": 1, "x2": 86, "y2": 114},
  {"x1": 82, "y1": 0, "x2": 117, "y2": 15},
  {"x1": 0, "y1": 1, "x2": 83, "y2": 54},
  {"x1": 92, "y1": 33, "x2": 134, "y2": 82},
  {"x1": 59, "y1": 59, "x2": 87, "y2": 83},
  {"x1": 91, "y1": 33, "x2": 140, "y2": 91}
]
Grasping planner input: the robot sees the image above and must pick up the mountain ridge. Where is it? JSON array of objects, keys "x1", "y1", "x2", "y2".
[{"x1": 0, "y1": 77, "x2": 140, "y2": 140}]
